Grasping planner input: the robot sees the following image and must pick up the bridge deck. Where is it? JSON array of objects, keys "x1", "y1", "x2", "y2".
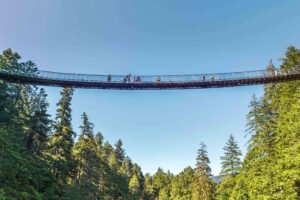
[{"x1": 0, "y1": 69, "x2": 299, "y2": 89}]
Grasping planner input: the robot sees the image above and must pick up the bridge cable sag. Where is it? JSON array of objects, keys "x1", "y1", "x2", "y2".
[{"x1": 0, "y1": 68, "x2": 299, "y2": 90}]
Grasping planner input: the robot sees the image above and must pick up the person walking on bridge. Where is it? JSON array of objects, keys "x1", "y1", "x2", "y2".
[{"x1": 107, "y1": 74, "x2": 112, "y2": 82}]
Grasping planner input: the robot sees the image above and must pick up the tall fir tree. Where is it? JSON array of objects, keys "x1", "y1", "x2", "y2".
[
  {"x1": 114, "y1": 139, "x2": 126, "y2": 168},
  {"x1": 73, "y1": 112, "x2": 101, "y2": 199},
  {"x1": 0, "y1": 49, "x2": 22, "y2": 126},
  {"x1": 23, "y1": 88, "x2": 51, "y2": 154},
  {"x1": 245, "y1": 94, "x2": 261, "y2": 146},
  {"x1": 102, "y1": 141, "x2": 114, "y2": 161},
  {"x1": 48, "y1": 87, "x2": 75, "y2": 186},
  {"x1": 216, "y1": 135, "x2": 242, "y2": 200},
  {"x1": 235, "y1": 46, "x2": 300, "y2": 199},
  {"x1": 0, "y1": 49, "x2": 58, "y2": 199},
  {"x1": 220, "y1": 134, "x2": 242, "y2": 176},
  {"x1": 191, "y1": 142, "x2": 215, "y2": 200},
  {"x1": 269, "y1": 46, "x2": 300, "y2": 199},
  {"x1": 95, "y1": 131, "x2": 104, "y2": 154}
]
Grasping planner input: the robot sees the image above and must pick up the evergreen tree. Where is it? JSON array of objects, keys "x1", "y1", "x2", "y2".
[
  {"x1": 0, "y1": 76, "x2": 16, "y2": 126},
  {"x1": 241, "y1": 95, "x2": 277, "y2": 198},
  {"x1": 269, "y1": 46, "x2": 300, "y2": 199},
  {"x1": 191, "y1": 142, "x2": 215, "y2": 200},
  {"x1": 23, "y1": 88, "x2": 51, "y2": 154},
  {"x1": 95, "y1": 131, "x2": 104, "y2": 154},
  {"x1": 1, "y1": 46, "x2": 300, "y2": 200},
  {"x1": 143, "y1": 173, "x2": 156, "y2": 200},
  {"x1": 120, "y1": 157, "x2": 133, "y2": 177},
  {"x1": 105, "y1": 168, "x2": 130, "y2": 199},
  {"x1": 153, "y1": 168, "x2": 172, "y2": 200},
  {"x1": 108, "y1": 151, "x2": 119, "y2": 171},
  {"x1": 0, "y1": 50, "x2": 20, "y2": 126},
  {"x1": 73, "y1": 112, "x2": 101, "y2": 199},
  {"x1": 236, "y1": 46, "x2": 300, "y2": 199},
  {"x1": 216, "y1": 176, "x2": 236, "y2": 200},
  {"x1": 216, "y1": 135, "x2": 242, "y2": 200},
  {"x1": 229, "y1": 175, "x2": 249, "y2": 200},
  {"x1": 220, "y1": 134, "x2": 242, "y2": 176},
  {"x1": 114, "y1": 139, "x2": 125, "y2": 168},
  {"x1": 0, "y1": 49, "x2": 58, "y2": 199},
  {"x1": 196, "y1": 142, "x2": 211, "y2": 175},
  {"x1": 170, "y1": 166, "x2": 194, "y2": 200},
  {"x1": 0, "y1": 128, "x2": 58, "y2": 199},
  {"x1": 129, "y1": 174, "x2": 142, "y2": 199},
  {"x1": 105, "y1": 141, "x2": 131, "y2": 199},
  {"x1": 245, "y1": 94, "x2": 261, "y2": 142},
  {"x1": 102, "y1": 141, "x2": 114, "y2": 161},
  {"x1": 130, "y1": 164, "x2": 144, "y2": 199},
  {"x1": 48, "y1": 87, "x2": 75, "y2": 186}
]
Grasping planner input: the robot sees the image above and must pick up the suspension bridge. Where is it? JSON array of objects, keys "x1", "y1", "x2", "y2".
[{"x1": 0, "y1": 68, "x2": 299, "y2": 90}]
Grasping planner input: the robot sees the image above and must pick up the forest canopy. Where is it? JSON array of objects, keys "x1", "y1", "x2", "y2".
[{"x1": 0, "y1": 47, "x2": 299, "y2": 199}]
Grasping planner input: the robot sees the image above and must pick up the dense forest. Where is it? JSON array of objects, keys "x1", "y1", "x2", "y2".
[{"x1": 0, "y1": 46, "x2": 299, "y2": 200}]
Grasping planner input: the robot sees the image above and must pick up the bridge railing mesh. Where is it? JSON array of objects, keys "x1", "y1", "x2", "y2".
[{"x1": 0, "y1": 68, "x2": 299, "y2": 84}]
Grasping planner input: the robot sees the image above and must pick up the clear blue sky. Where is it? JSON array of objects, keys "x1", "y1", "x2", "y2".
[{"x1": 1, "y1": 0, "x2": 300, "y2": 175}]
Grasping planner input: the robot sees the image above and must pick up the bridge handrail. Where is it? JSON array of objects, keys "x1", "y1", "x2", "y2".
[{"x1": 0, "y1": 68, "x2": 299, "y2": 84}]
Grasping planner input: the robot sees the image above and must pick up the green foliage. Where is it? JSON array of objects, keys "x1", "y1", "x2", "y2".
[
  {"x1": 0, "y1": 49, "x2": 58, "y2": 200},
  {"x1": 216, "y1": 135, "x2": 242, "y2": 200},
  {"x1": 22, "y1": 87, "x2": 52, "y2": 153},
  {"x1": 196, "y1": 142, "x2": 212, "y2": 176},
  {"x1": 73, "y1": 113, "x2": 100, "y2": 199},
  {"x1": 102, "y1": 142, "x2": 114, "y2": 161},
  {"x1": 170, "y1": 167, "x2": 194, "y2": 200},
  {"x1": 95, "y1": 132, "x2": 104, "y2": 154},
  {"x1": 114, "y1": 139, "x2": 125, "y2": 168},
  {"x1": 120, "y1": 157, "x2": 133, "y2": 176},
  {"x1": 191, "y1": 143, "x2": 215, "y2": 200},
  {"x1": 129, "y1": 174, "x2": 142, "y2": 199},
  {"x1": 48, "y1": 87, "x2": 74, "y2": 187},
  {"x1": 0, "y1": 82, "x2": 15, "y2": 126},
  {"x1": 1, "y1": 46, "x2": 300, "y2": 199},
  {"x1": 229, "y1": 175, "x2": 249, "y2": 200},
  {"x1": 220, "y1": 135, "x2": 242, "y2": 176},
  {"x1": 216, "y1": 176, "x2": 236, "y2": 200},
  {"x1": 224, "y1": 46, "x2": 300, "y2": 200},
  {"x1": 143, "y1": 173, "x2": 156, "y2": 200},
  {"x1": 153, "y1": 168, "x2": 172, "y2": 199},
  {"x1": 60, "y1": 184, "x2": 83, "y2": 200}
]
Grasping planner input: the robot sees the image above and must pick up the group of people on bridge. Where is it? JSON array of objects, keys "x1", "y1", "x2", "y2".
[
  {"x1": 121, "y1": 74, "x2": 143, "y2": 83},
  {"x1": 104, "y1": 68, "x2": 284, "y2": 84},
  {"x1": 107, "y1": 74, "x2": 161, "y2": 83},
  {"x1": 106, "y1": 74, "x2": 215, "y2": 83}
]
